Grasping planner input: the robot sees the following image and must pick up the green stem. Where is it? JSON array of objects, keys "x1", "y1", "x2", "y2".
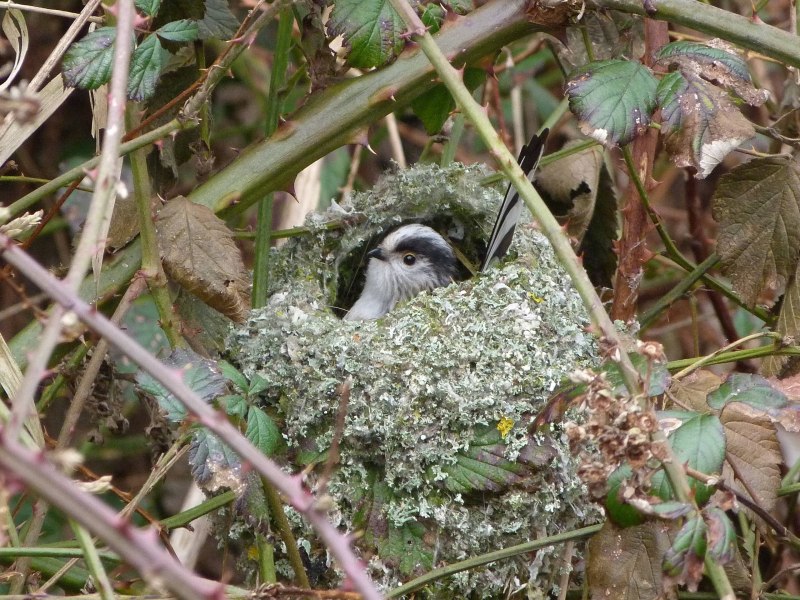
[
  {"x1": 261, "y1": 477, "x2": 311, "y2": 588},
  {"x1": 256, "y1": 535, "x2": 277, "y2": 584},
  {"x1": 126, "y1": 107, "x2": 182, "y2": 348},
  {"x1": 592, "y1": 0, "x2": 800, "y2": 68},
  {"x1": 672, "y1": 331, "x2": 781, "y2": 380},
  {"x1": 666, "y1": 343, "x2": 800, "y2": 371},
  {"x1": 8, "y1": 119, "x2": 189, "y2": 218},
  {"x1": 640, "y1": 254, "x2": 720, "y2": 329},
  {"x1": 0, "y1": 547, "x2": 118, "y2": 560},
  {"x1": 69, "y1": 522, "x2": 114, "y2": 600},
  {"x1": 440, "y1": 114, "x2": 466, "y2": 166},
  {"x1": 386, "y1": 524, "x2": 602, "y2": 598},
  {"x1": 160, "y1": 490, "x2": 236, "y2": 531},
  {"x1": 620, "y1": 147, "x2": 770, "y2": 324},
  {"x1": 253, "y1": 8, "x2": 294, "y2": 308},
  {"x1": 703, "y1": 554, "x2": 736, "y2": 599}
]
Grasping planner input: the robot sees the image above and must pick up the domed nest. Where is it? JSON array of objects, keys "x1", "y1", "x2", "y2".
[{"x1": 229, "y1": 162, "x2": 601, "y2": 597}]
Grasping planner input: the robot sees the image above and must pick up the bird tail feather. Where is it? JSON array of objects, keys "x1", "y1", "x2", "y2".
[{"x1": 481, "y1": 128, "x2": 549, "y2": 272}]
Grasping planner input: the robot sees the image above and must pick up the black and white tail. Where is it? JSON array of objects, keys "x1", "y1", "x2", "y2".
[{"x1": 480, "y1": 129, "x2": 549, "y2": 272}]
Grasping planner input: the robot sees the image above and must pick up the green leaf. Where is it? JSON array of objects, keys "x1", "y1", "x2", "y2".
[
  {"x1": 135, "y1": 348, "x2": 228, "y2": 422},
  {"x1": 220, "y1": 394, "x2": 248, "y2": 419},
  {"x1": 663, "y1": 515, "x2": 707, "y2": 587},
  {"x1": 439, "y1": 424, "x2": 555, "y2": 493},
  {"x1": 420, "y1": 4, "x2": 445, "y2": 33},
  {"x1": 111, "y1": 295, "x2": 169, "y2": 375},
  {"x1": 246, "y1": 406, "x2": 281, "y2": 456},
  {"x1": 445, "y1": 0, "x2": 474, "y2": 14},
  {"x1": 706, "y1": 373, "x2": 788, "y2": 410},
  {"x1": 656, "y1": 71, "x2": 754, "y2": 177},
  {"x1": 360, "y1": 481, "x2": 433, "y2": 576},
  {"x1": 712, "y1": 156, "x2": 800, "y2": 306},
  {"x1": 218, "y1": 360, "x2": 249, "y2": 392},
  {"x1": 328, "y1": 0, "x2": 405, "y2": 69},
  {"x1": 377, "y1": 519, "x2": 433, "y2": 576},
  {"x1": 652, "y1": 414, "x2": 725, "y2": 504},
  {"x1": 565, "y1": 59, "x2": 658, "y2": 146},
  {"x1": 135, "y1": 0, "x2": 162, "y2": 17},
  {"x1": 580, "y1": 165, "x2": 618, "y2": 288},
  {"x1": 605, "y1": 464, "x2": 644, "y2": 527},
  {"x1": 198, "y1": 0, "x2": 240, "y2": 39},
  {"x1": 649, "y1": 501, "x2": 693, "y2": 520},
  {"x1": 248, "y1": 374, "x2": 269, "y2": 396},
  {"x1": 704, "y1": 507, "x2": 735, "y2": 564},
  {"x1": 61, "y1": 27, "x2": 119, "y2": 90},
  {"x1": 411, "y1": 67, "x2": 485, "y2": 134},
  {"x1": 188, "y1": 428, "x2": 241, "y2": 488},
  {"x1": 156, "y1": 19, "x2": 200, "y2": 42},
  {"x1": 128, "y1": 34, "x2": 165, "y2": 101}
]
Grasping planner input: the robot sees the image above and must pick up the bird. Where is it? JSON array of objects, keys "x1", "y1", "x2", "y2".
[
  {"x1": 344, "y1": 129, "x2": 549, "y2": 321},
  {"x1": 343, "y1": 223, "x2": 458, "y2": 321}
]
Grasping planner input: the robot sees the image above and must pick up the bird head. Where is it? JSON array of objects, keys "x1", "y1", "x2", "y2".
[{"x1": 344, "y1": 224, "x2": 457, "y2": 320}]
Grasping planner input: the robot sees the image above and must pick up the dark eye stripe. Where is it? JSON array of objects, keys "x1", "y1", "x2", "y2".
[{"x1": 394, "y1": 238, "x2": 454, "y2": 270}]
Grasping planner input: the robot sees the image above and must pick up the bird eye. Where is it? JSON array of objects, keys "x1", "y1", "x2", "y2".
[{"x1": 403, "y1": 253, "x2": 416, "y2": 265}]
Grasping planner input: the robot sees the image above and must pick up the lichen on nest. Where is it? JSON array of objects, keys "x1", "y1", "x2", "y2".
[{"x1": 229, "y1": 161, "x2": 601, "y2": 597}]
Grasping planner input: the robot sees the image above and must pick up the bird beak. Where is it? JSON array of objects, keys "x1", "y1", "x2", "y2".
[{"x1": 367, "y1": 247, "x2": 386, "y2": 261}]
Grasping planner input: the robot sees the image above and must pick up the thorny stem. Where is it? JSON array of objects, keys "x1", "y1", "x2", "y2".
[
  {"x1": 8, "y1": 1, "x2": 136, "y2": 591},
  {"x1": 69, "y1": 521, "x2": 114, "y2": 600},
  {"x1": 0, "y1": 236, "x2": 383, "y2": 600},
  {"x1": 386, "y1": 0, "x2": 642, "y2": 394},
  {"x1": 620, "y1": 148, "x2": 770, "y2": 325},
  {"x1": 0, "y1": 430, "x2": 224, "y2": 600},
  {"x1": 260, "y1": 478, "x2": 311, "y2": 588}
]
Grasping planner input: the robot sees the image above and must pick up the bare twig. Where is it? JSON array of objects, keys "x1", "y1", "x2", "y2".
[
  {"x1": 318, "y1": 378, "x2": 351, "y2": 496},
  {"x1": 8, "y1": 0, "x2": 135, "y2": 444},
  {"x1": 55, "y1": 276, "x2": 146, "y2": 448}
]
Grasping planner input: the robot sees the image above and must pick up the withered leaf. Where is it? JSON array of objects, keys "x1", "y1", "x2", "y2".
[
  {"x1": 155, "y1": 196, "x2": 250, "y2": 322},
  {"x1": 586, "y1": 520, "x2": 678, "y2": 600},
  {"x1": 763, "y1": 262, "x2": 800, "y2": 377},
  {"x1": 654, "y1": 40, "x2": 769, "y2": 107},
  {"x1": 662, "y1": 515, "x2": 707, "y2": 592},
  {"x1": 712, "y1": 156, "x2": 800, "y2": 306},
  {"x1": 719, "y1": 401, "x2": 782, "y2": 525},
  {"x1": 669, "y1": 370, "x2": 722, "y2": 413},
  {"x1": 657, "y1": 71, "x2": 754, "y2": 178}
]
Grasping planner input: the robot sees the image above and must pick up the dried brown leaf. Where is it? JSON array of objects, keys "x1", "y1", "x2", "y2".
[
  {"x1": 668, "y1": 370, "x2": 722, "y2": 413},
  {"x1": 155, "y1": 196, "x2": 250, "y2": 322},
  {"x1": 712, "y1": 156, "x2": 800, "y2": 306},
  {"x1": 719, "y1": 401, "x2": 782, "y2": 524},
  {"x1": 586, "y1": 520, "x2": 678, "y2": 600}
]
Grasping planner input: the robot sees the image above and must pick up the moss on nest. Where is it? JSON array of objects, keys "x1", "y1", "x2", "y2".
[{"x1": 229, "y1": 162, "x2": 601, "y2": 597}]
